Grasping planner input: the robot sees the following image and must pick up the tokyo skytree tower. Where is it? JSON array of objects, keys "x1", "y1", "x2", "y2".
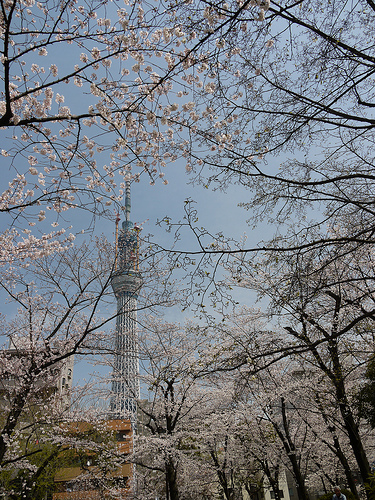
[{"x1": 110, "y1": 181, "x2": 142, "y2": 424}]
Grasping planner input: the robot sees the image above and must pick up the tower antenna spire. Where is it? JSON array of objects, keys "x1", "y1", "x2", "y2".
[{"x1": 125, "y1": 179, "x2": 131, "y2": 225}]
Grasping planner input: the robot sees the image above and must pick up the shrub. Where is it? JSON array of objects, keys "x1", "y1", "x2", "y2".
[{"x1": 317, "y1": 489, "x2": 356, "y2": 500}]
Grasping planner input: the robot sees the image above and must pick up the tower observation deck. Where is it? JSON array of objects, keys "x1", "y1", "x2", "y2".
[{"x1": 110, "y1": 181, "x2": 142, "y2": 425}]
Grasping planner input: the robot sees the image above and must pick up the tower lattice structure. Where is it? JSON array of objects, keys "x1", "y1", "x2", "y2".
[{"x1": 110, "y1": 182, "x2": 142, "y2": 424}]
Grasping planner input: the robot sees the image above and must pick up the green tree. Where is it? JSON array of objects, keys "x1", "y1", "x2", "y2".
[{"x1": 0, "y1": 443, "x2": 63, "y2": 500}]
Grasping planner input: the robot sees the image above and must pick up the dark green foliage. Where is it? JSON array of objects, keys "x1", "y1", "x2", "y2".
[
  {"x1": 0, "y1": 443, "x2": 64, "y2": 500},
  {"x1": 356, "y1": 357, "x2": 375, "y2": 428},
  {"x1": 0, "y1": 425, "x2": 118, "y2": 499},
  {"x1": 365, "y1": 472, "x2": 375, "y2": 500}
]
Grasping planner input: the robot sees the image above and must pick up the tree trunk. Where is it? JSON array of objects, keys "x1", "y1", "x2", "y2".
[
  {"x1": 272, "y1": 399, "x2": 310, "y2": 500},
  {"x1": 0, "y1": 383, "x2": 32, "y2": 464},
  {"x1": 329, "y1": 340, "x2": 371, "y2": 491},
  {"x1": 165, "y1": 456, "x2": 179, "y2": 500},
  {"x1": 315, "y1": 397, "x2": 360, "y2": 500}
]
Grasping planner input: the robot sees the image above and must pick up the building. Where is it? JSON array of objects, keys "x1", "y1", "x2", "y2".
[
  {"x1": 0, "y1": 347, "x2": 74, "y2": 409},
  {"x1": 110, "y1": 181, "x2": 142, "y2": 426},
  {"x1": 53, "y1": 419, "x2": 133, "y2": 500},
  {"x1": 263, "y1": 470, "x2": 298, "y2": 500}
]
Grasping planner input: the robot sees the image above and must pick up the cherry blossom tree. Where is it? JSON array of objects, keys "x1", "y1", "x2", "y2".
[
  {"x1": 3, "y1": 0, "x2": 375, "y2": 284},
  {"x1": 208, "y1": 248, "x2": 375, "y2": 494},
  {"x1": 5, "y1": 0, "x2": 375, "y2": 497},
  {"x1": 133, "y1": 316, "x2": 221, "y2": 500},
  {"x1": 0, "y1": 0, "x2": 284, "y2": 320},
  {"x1": 0, "y1": 0, "x2": 272, "y2": 229},
  {"x1": 234, "y1": 412, "x2": 285, "y2": 500},
  {"x1": 113, "y1": 0, "x2": 375, "y2": 316},
  {"x1": 5, "y1": 0, "x2": 375, "y2": 312},
  {"x1": 202, "y1": 319, "x2": 365, "y2": 499},
  {"x1": 196, "y1": 398, "x2": 265, "y2": 500},
  {"x1": 173, "y1": 0, "x2": 375, "y2": 256},
  {"x1": 127, "y1": 300, "x2": 372, "y2": 499},
  {"x1": 0, "y1": 236, "x2": 129, "y2": 495}
]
